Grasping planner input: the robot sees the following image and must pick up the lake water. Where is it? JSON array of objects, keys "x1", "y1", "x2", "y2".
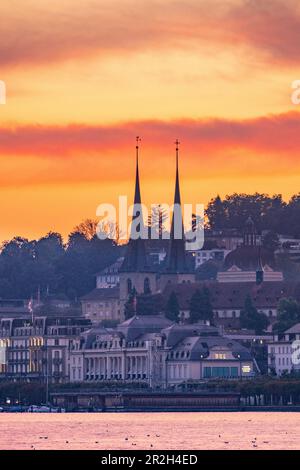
[{"x1": 0, "y1": 412, "x2": 299, "y2": 450}]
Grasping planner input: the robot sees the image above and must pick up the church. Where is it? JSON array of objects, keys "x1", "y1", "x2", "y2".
[
  {"x1": 217, "y1": 216, "x2": 283, "y2": 283},
  {"x1": 119, "y1": 139, "x2": 195, "y2": 316},
  {"x1": 81, "y1": 141, "x2": 286, "y2": 327}
]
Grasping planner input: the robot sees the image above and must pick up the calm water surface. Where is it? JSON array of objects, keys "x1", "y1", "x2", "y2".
[{"x1": 0, "y1": 412, "x2": 299, "y2": 450}]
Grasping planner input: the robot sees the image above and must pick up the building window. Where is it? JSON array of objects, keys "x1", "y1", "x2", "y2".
[
  {"x1": 144, "y1": 277, "x2": 151, "y2": 294},
  {"x1": 215, "y1": 353, "x2": 226, "y2": 360},
  {"x1": 204, "y1": 366, "x2": 238, "y2": 378},
  {"x1": 127, "y1": 278, "x2": 132, "y2": 295}
]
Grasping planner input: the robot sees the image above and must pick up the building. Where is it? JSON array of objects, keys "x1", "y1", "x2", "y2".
[
  {"x1": 0, "y1": 299, "x2": 31, "y2": 319},
  {"x1": 118, "y1": 146, "x2": 158, "y2": 312},
  {"x1": 81, "y1": 287, "x2": 121, "y2": 324},
  {"x1": 0, "y1": 316, "x2": 91, "y2": 383},
  {"x1": 158, "y1": 143, "x2": 195, "y2": 290},
  {"x1": 276, "y1": 235, "x2": 300, "y2": 264},
  {"x1": 204, "y1": 228, "x2": 243, "y2": 251},
  {"x1": 145, "y1": 239, "x2": 168, "y2": 266},
  {"x1": 161, "y1": 280, "x2": 300, "y2": 327},
  {"x1": 69, "y1": 316, "x2": 256, "y2": 387},
  {"x1": 193, "y1": 248, "x2": 231, "y2": 269},
  {"x1": 217, "y1": 216, "x2": 283, "y2": 283},
  {"x1": 268, "y1": 323, "x2": 300, "y2": 376},
  {"x1": 95, "y1": 257, "x2": 124, "y2": 288},
  {"x1": 165, "y1": 323, "x2": 255, "y2": 383},
  {"x1": 119, "y1": 141, "x2": 195, "y2": 316}
]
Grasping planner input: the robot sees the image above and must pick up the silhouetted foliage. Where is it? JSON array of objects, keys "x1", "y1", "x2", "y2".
[
  {"x1": 273, "y1": 298, "x2": 300, "y2": 334},
  {"x1": 136, "y1": 294, "x2": 161, "y2": 316},
  {"x1": 205, "y1": 192, "x2": 294, "y2": 234},
  {"x1": 195, "y1": 260, "x2": 219, "y2": 281},
  {"x1": 165, "y1": 292, "x2": 180, "y2": 322},
  {"x1": 0, "y1": 225, "x2": 123, "y2": 300},
  {"x1": 240, "y1": 295, "x2": 269, "y2": 334},
  {"x1": 262, "y1": 230, "x2": 280, "y2": 252},
  {"x1": 124, "y1": 288, "x2": 137, "y2": 320},
  {"x1": 189, "y1": 288, "x2": 214, "y2": 323}
]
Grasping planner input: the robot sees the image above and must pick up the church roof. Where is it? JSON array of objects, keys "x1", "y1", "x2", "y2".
[
  {"x1": 223, "y1": 246, "x2": 275, "y2": 271},
  {"x1": 222, "y1": 215, "x2": 276, "y2": 272},
  {"x1": 161, "y1": 281, "x2": 300, "y2": 310},
  {"x1": 80, "y1": 287, "x2": 120, "y2": 301}
]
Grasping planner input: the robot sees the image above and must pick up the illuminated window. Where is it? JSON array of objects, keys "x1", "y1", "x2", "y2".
[
  {"x1": 242, "y1": 365, "x2": 251, "y2": 374},
  {"x1": 215, "y1": 353, "x2": 226, "y2": 360}
]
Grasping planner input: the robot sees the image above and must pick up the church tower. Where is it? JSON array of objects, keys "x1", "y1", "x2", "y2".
[
  {"x1": 159, "y1": 141, "x2": 195, "y2": 290},
  {"x1": 243, "y1": 216, "x2": 257, "y2": 247},
  {"x1": 119, "y1": 138, "x2": 157, "y2": 317}
]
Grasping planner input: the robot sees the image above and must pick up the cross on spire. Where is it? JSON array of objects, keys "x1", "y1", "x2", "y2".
[
  {"x1": 175, "y1": 139, "x2": 180, "y2": 169},
  {"x1": 136, "y1": 136, "x2": 141, "y2": 167},
  {"x1": 120, "y1": 135, "x2": 148, "y2": 273},
  {"x1": 164, "y1": 138, "x2": 189, "y2": 273}
]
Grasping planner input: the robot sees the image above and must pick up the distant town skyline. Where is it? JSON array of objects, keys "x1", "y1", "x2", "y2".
[{"x1": 1, "y1": 0, "x2": 300, "y2": 241}]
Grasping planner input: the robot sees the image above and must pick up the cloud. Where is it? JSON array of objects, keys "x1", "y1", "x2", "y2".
[
  {"x1": 1, "y1": 112, "x2": 300, "y2": 156},
  {"x1": 0, "y1": 111, "x2": 300, "y2": 186},
  {"x1": 1, "y1": 0, "x2": 300, "y2": 67}
]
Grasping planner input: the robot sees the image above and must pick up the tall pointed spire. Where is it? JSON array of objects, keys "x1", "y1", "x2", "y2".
[
  {"x1": 165, "y1": 140, "x2": 190, "y2": 273},
  {"x1": 120, "y1": 137, "x2": 149, "y2": 273},
  {"x1": 174, "y1": 139, "x2": 181, "y2": 205},
  {"x1": 256, "y1": 243, "x2": 264, "y2": 285},
  {"x1": 134, "y1": 136, "x2": 141, "y2": 205}
]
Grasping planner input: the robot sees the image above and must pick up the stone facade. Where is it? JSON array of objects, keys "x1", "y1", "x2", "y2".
[
  {"x1": 69, "y1": 316, "x2": 256, "y2": 387},
  {"x1": 0, "y1": 316, "x2": 91, "y2": 383},
  {"x1": 81, "y1": 287, "x2": 121, "y2": 324},
  {"x1": 268, "y1": 323, "x2": 300, "y2": 376}
]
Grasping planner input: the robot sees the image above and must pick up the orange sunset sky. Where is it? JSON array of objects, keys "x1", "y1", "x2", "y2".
[{"x1": 1, "y1": 0, "x2": 300, "y2": 242}]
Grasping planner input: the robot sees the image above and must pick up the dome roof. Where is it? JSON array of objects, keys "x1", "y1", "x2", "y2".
[{"x1": 223, "y1": 246, "x2": 275, "y2": 272}]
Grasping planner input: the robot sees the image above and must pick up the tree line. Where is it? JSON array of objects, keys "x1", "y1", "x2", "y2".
[
  {"x1": 2, "y1": 191, "x2": 300, "y2": 300},
  {"x1": 0, "y1": 220, "x2": 123, "y2": 300},
  {"x1": 206, "y1": 192, "x2": 300, "y2": 236}
]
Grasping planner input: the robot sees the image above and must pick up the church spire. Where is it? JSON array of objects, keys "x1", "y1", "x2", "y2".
[
  {"x1": 134, "y1": 136, "x2": 141, "y2": 205},
  {"x1": 174, "y1": 139, "x2": 181, "y2": 205},
  {"x1": 256, "y1": 243, "x2": 264, "y2": 285},
  {"x1": 120, "y1": 137, "x2": 149, "y2": 273},
  {"x1": 165, "y1": 140, "x2": 190, "y2": 273}
]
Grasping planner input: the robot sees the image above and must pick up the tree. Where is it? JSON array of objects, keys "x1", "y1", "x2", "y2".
[
  {"x1": 124, "y1": 288, "x2": 137, "y2": 320},
  {"x1": 273, "y1": 298, "x2": 300, "y2": 334},
  {"x1": 262, "y1": 230, "x2": 280, "y2": 252},
  {"x1": 165, "y1": 292, "x2": 180, "y2": 322},
  {"x1": 240, "y1": 295, "x2": 269, "y2": 334},
  {"x1": 147, "y1": 205, "x2": 169, "y2": 239},
  {"x1": 196, "y1": 260, "x2": 219, "y2": 281},
  {"x1": 97, "y1": 220, "x2": 124, "y2": 245},
  {"x1": 136, "y1": 294, "x2": 160, "y2": 316},
  {"x1": 205, "y1": 195, "x2": 226, "y2": 229},
  {"x1": 189, "y1": 288, "x2": 213, "y2": 323},
  {"x1": 205, "y1": 192, "x2": 286, "y2": 233},
  {"x1": 276, "y1": 253, "x2": 300, "y2": 281},
  {"x1": 72, "y1": 219, "x2": 98, "y2": 240}
]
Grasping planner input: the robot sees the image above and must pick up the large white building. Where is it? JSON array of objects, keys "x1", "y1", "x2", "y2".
[
  {"x1": 69, "y1": 316, "x2": 256, "y2": 387},
  {"x1": 268, "y1": 324, "x2": 300, "y2": 376},
  {"x1": 0, "y1": 316, "x2": 91, "y2": 383}
]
